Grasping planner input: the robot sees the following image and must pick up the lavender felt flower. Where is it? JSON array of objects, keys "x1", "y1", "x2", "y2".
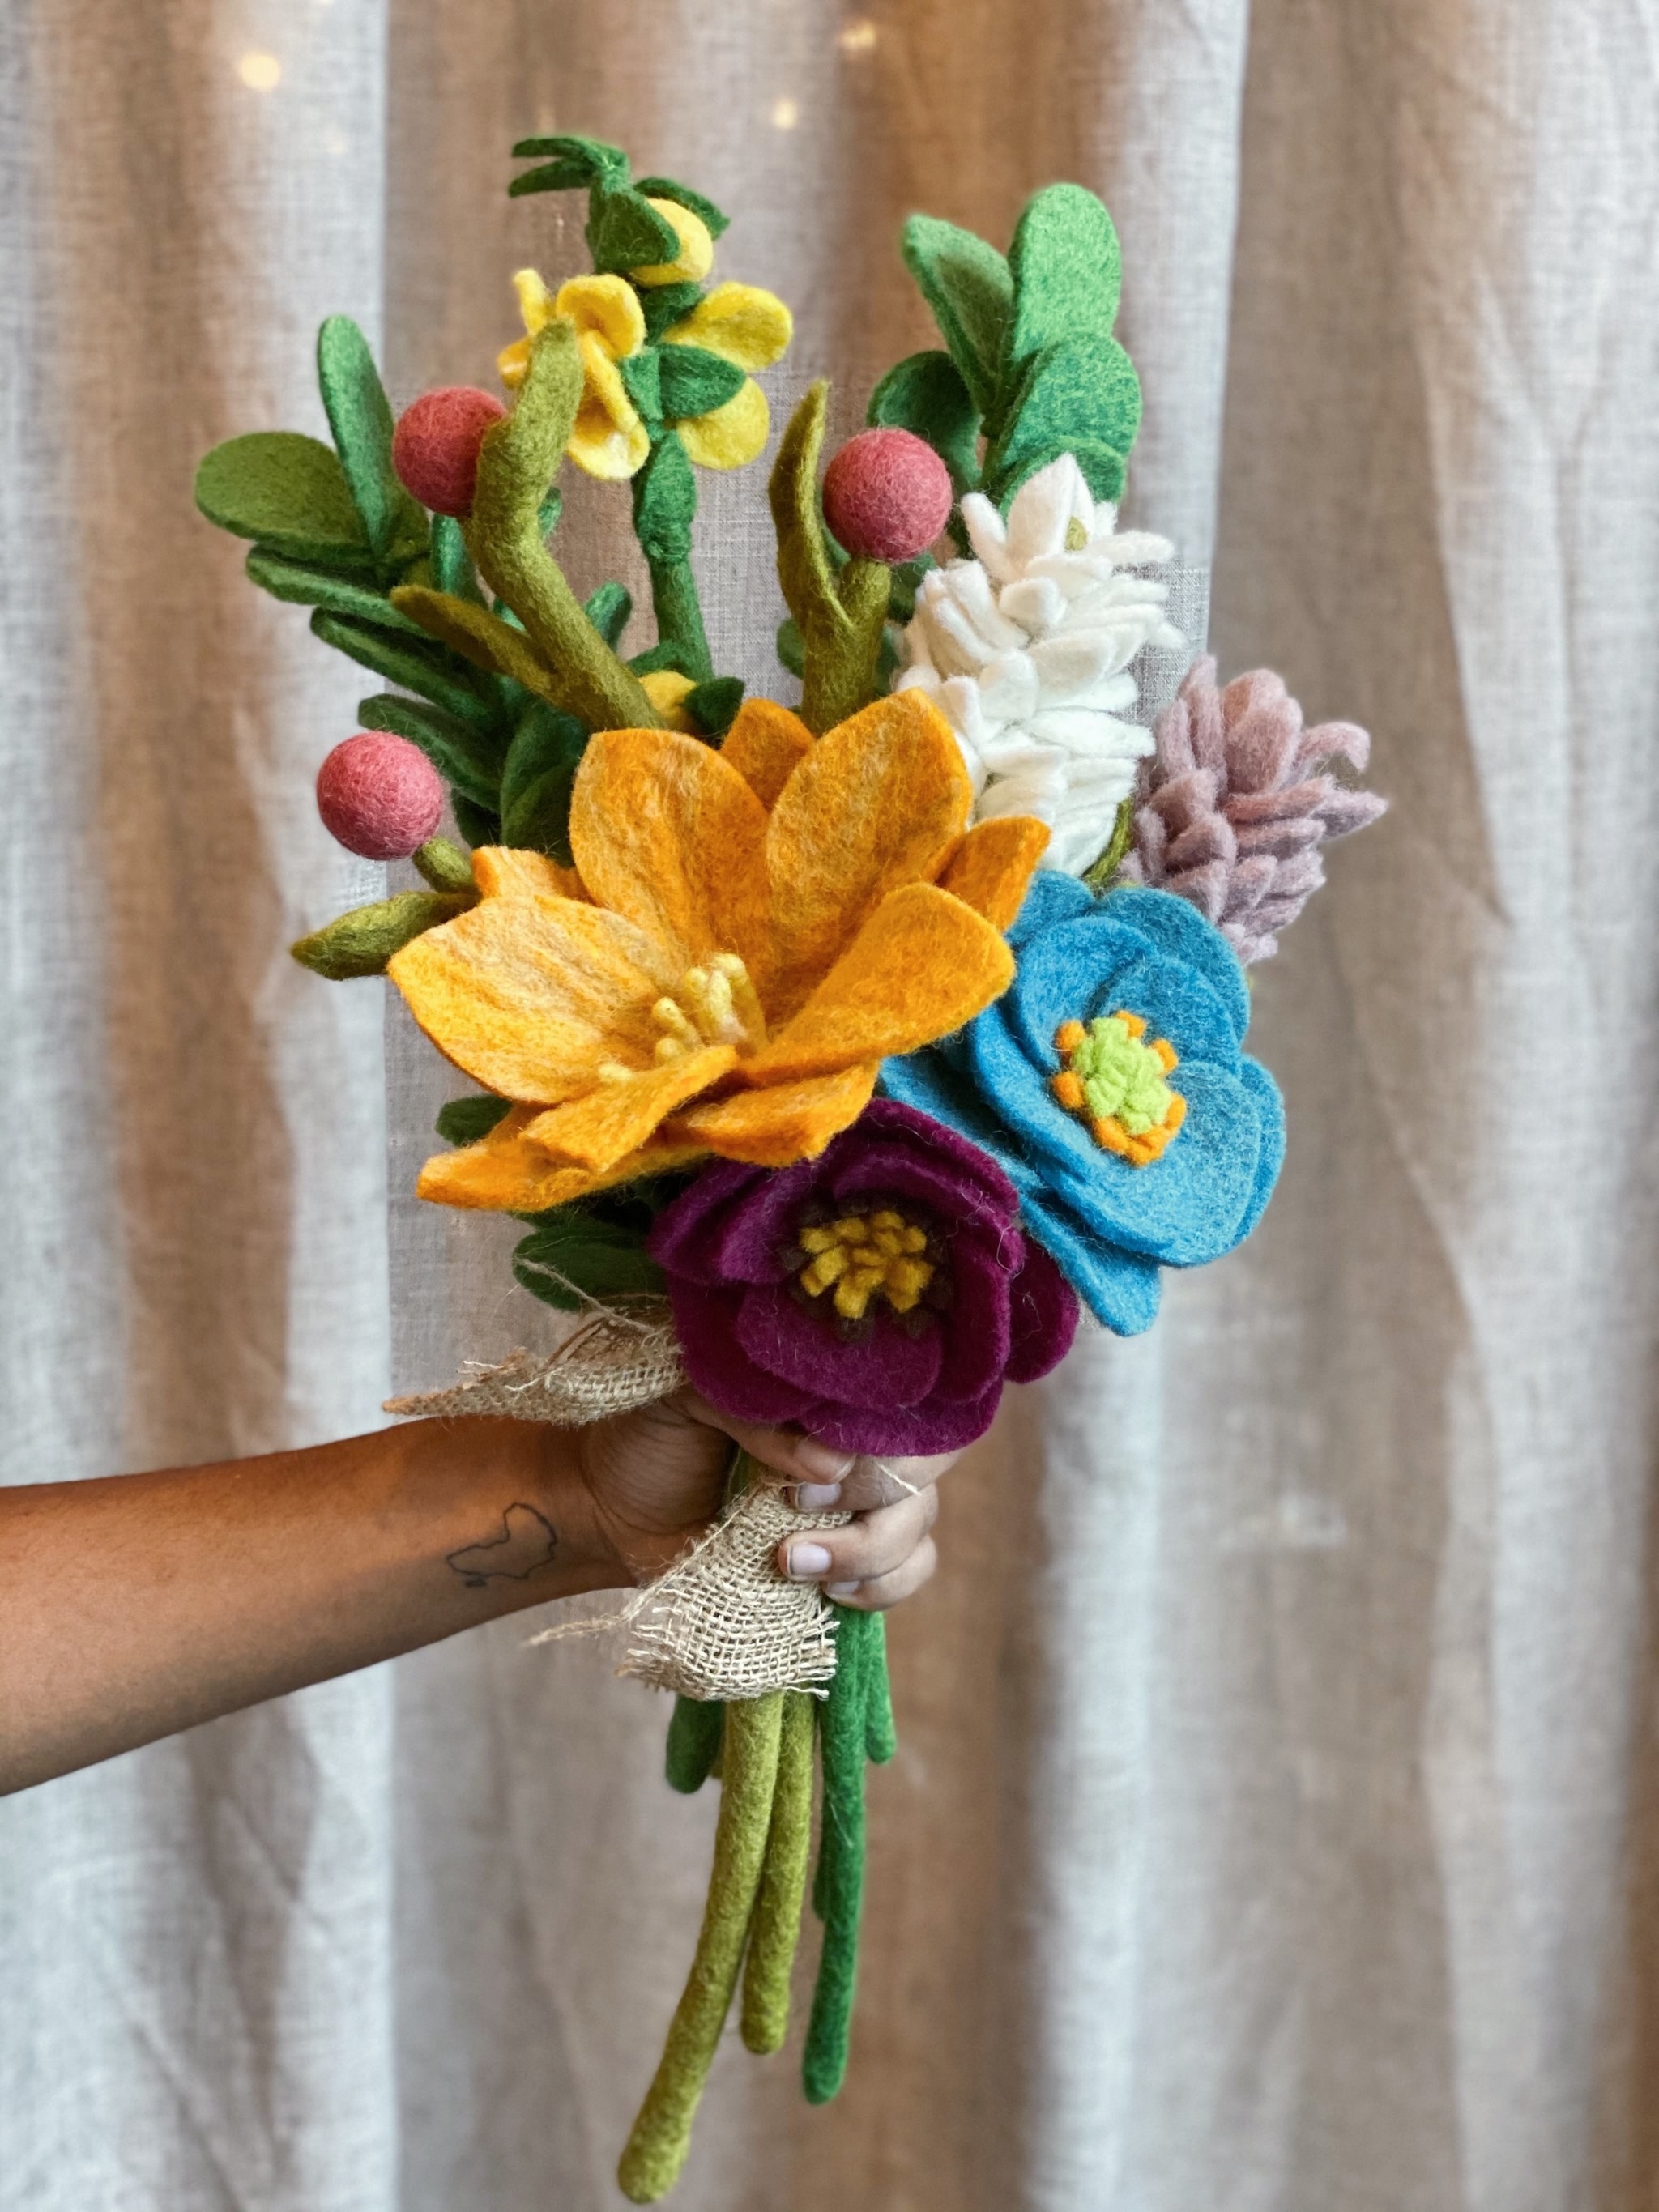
[
  {"x1": 648, "y1": 1099, "x2": 1079, "y2": 1455},
  {"x1": 1119, "y1": 655, "x2": 1387, "y2": 962}
]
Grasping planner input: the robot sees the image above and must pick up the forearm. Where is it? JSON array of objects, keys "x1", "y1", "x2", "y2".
[{"x1": 0, "y1": 1417, "x2": 614, "y2": 1795}]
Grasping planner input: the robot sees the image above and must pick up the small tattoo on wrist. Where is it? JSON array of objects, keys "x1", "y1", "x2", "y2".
[{"x1": 446, "y1": 1502, "x2": 559, "y2": 1588}]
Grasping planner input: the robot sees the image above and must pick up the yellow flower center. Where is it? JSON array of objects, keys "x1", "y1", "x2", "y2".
[
  {"x1": 796, "y1": 1208, "x2": 936, "y2": 1323},
  {"x1": 597, "y1": 954, "x2": 767, "y2": 1081},
  {"x1": 1050, "y1": 1012, "x2": 1186, "y2": 1166}
]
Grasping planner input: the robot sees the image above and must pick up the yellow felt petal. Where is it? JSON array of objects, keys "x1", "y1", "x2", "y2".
[
  {"x1": 554, "y1": 273, "x2": 646, "y2": 357},
  {"x1": 719, "y1": 697, "x2": 812, "y2": 809},
  {"x1": 640, "y1": 667, "x2": 700, "y2": 733},
  {"x1": 762, "y1": 688, "x2": 973, "y2": 1019},
  {"x1": 741, "y1": 883, "x2": 1013, "y2": 1086},
  {"x1": 678, "y1": 380, "x2": 769, "y2": 470},
  {"x1": 666, "y1": 283, "x2": 793, "y2": 371},
  {"x1": 511, "y1": 266, "x2": 556, "y2": 335},
  {"x1": 569, "y1": 728, "x2": 770, "y2": 971},
  {"x1": 939, "y1": 816, "x2": 1050, "y2": 930},
  {"x1": 522, "y1": 1044, "x2": 737, "y2": 1170},
  {"x1": 568, "y1": 335, "x2": 650, "y2": 480},
  {"x1": 631, "y1": 200, "x2": 715, "y2": 286},
  {"x1": 387, "y1": 894, "x2": 679, "y2": 1102},
  {"x1": 664, "y1": 1062, "x2": 878, "y2": 1166},
  {"x1": 471, "y1": 847, "x2": 585, "y2": 901},
  {"x1": 497, "y1": 335, "x2": 531, "y2": 391},
  {"x1": 418, "y1": 1106, "x2": 704, "y2": 1213}
]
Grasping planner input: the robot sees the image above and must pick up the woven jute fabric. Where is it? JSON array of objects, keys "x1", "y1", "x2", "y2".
[{"x1": 382, "y1": 1306, "x2": 686, "y2": 1426}]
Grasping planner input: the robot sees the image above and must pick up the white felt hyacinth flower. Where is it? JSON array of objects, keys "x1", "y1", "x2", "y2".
[{"x1": 896, "y1": 454, "x2": 1183, "y2": 874}]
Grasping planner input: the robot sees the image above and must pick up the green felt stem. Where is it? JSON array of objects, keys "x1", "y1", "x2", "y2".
[
  {"x1": 664, "y1": 1695, "x2": 724, "y2": 1794},
  {"x1": 800, "y1": 556, "x2": 889, "y2": 735},
  {"x1": 646, "y1": 552, "x2": 714, "y2": 684},
  {"x1": 465, "y1": 320, "x2": 659, "y2": 734},
  {"x1": 864, "y1": 1613, "x2": 898, "y2": 1767},
  {"x1": 618, "y1": 1692, "x2": 785, "y2": 2205},
  {"x1": 740, "y1": 1690, "x2": 817, "y2": 2055},
  {"x1": 803, "y1": 1606, "x2": 874, "y2": 2103},
  {"x1": 1082, "y1": 795, "x2": 1137, "y2": 893}
]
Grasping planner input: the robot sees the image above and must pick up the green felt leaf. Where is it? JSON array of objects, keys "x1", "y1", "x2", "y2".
[
  {"x1": 619, "y1": 347, "x2": 663, "y2": 429},
  {"x1": 899, "y1": 216, "x2": 1013, "y2": 419},
  {"x1": 635, "y1": 175, "x2": 730, "y2": 238},
  {"x1": 885, "y1": 553, "x2": 935, "y2": 626},
  {"x1": 538, "y1": 488, "x2": 563, "y2": 539},
  {"x1": 245, "y1": 549, "x2": 427, "y2": 632},
  {"x1": 867, "y1": 349, "x2": 980, "y2": 493},
  {"x1": 769, "y1": 382, "x2": 840, "y2": 638},
  {"x1": 412, "y1": 836, "x2": 476, "y2": 893},
  {"x1": 640, "y1": 280, "x2": 705, "y2": 343},
  {"x1": 312, "y1": 611, "x2": 499, "y2": 731},
  {"x1": 583, "y1": 580, "x2": 633, "y2": 648},
  {"x1": 590, "y1": 186, "x2": 680, "y2": 275},
  {"x1": 389, "y1": 586, "x2": 568, "y2": 712},
  {"x1": 500, "y1": 701, "x2": 586, "y2": 860},
  {"x1": 1005, "y1": 184, "x2": 1124, "y2": 368},
  {"x1": 291, "y1": 890, "x2": 472, "y2": 979},
  {"x1": 629, "y1": 639, "x2": 695, "y2": 678},
  {"x1": 357, "y1": 691, "x2": 505, "y2": 810},
  {"x1": 658, "y1": 343, "x2": 746, "y2": 422},
  {"x1": 999, "y1": 437, "x2": 1130, "y2": 509},
  {"x1": 512, "y1": 1208, "x2": 666, "y2": 1311},
  {"x1": 632, "y1": 430, "x2": 697, "y2": 565},
  {"x1": 685, "y1": 676, "x2": 744, "y2": 738},
  {"x1": 776, "y1": 616, "x2": 804, "y2": 679},
  {"x1": 509, "y1": 134, "x2": 629, "y2": 190},
  {"x1": 436, "y1": 1093, "x2": 514, "y2": 1145},
  {"x1": 451, "y1": 794, "x2": 501, "y2": 848},
  {"x1": 316, "y1": 314, "x2": 428, "y2": 563},
  {"x1": 430, "y1": 513, "x2": 484, "y2": 603},
  {"x1": 195, "y1": 432, "x2": 373, "y2": 566},
  {"x1": 981, "y1": 337, "x2": 1141, "y2": 507}
]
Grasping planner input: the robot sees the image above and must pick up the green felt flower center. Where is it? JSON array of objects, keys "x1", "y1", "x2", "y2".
[{"x1": 1050, "y1": 1012, "x2": 1186, "y2": 1166}]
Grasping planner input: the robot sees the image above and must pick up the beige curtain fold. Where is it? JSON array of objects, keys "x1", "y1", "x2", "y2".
[{"x1": 4, "y1": 4, "x2": 1657, "y2": 2208}]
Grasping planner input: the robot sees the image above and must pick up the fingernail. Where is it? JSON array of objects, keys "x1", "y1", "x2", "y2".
[
  {"x1": 795, "y1": 1439, "x2": 855, "y2": 1482},
  {"x1": 826, "y1": 1581, "x2": 861, "y2": 1600},
  {"x1": 793, "y1": 1482, "x2": 843, "y2": 1513},
  {"x1": 788, "y1": 1541, "x2": 834, "y2": 1579}
]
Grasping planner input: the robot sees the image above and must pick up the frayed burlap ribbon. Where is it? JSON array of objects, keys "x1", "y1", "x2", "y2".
[{"x1": 384, "y1": 1306, "x2": 844, "y2": 1700}]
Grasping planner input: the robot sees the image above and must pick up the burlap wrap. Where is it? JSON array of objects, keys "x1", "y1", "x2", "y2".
[{"x1": 384, "y1": 1307, "x2": 846, "y2": 1700}]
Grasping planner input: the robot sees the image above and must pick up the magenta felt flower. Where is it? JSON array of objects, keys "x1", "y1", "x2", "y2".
[{"x1": 648, "y1": 1099, "x2": 1079, "y2": 1455}]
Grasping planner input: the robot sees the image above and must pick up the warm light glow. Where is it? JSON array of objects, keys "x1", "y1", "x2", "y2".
[
  {"x1": 237, "y1": 51, "x2": 282, "y2": 91},
  {"x1": 838, "y1": 19, "x2": 878, "y2": 52},
  {"x1": 771, "y1": 95, "x2": 800, "y2": 130}
]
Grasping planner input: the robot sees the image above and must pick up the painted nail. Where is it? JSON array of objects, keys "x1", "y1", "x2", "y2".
[
  {"x1": 826, "y1": 1581, "x2": 861, "y2": 1600},
  {"x1": 795, "y1": 1439, "x2": 855, "y2": 1482},
  {"x1": 788, "y1": 1541, "x2": 834, "y2": 1579},
  {"x1": 794, "y1": 1481, "x2": 843, "y2": 1512}
]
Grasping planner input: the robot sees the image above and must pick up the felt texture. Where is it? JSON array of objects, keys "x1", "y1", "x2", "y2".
[
  {"x1": 864, "y1": 1614, "x2": 898, "y2": 1765},
  {"x1": 630, "y1": 197, "x2": 715, "y2": 285},
  {"x1": 879, "y1": 884, "x2": 1283, "y2": 1332},
  {"x1": 633, "y1": 433, "x2": 713, "y2": 682},
  {"x1": 391, "y1": 387, "x2": 507, "y2": 518},
  {"x1": 194, "y1": 432, "x2": 373, "y2": 568},
  {"x1": 983, "y1": 338, "x2": 1141, "y2": 509},
  {"x1": 316, "y1": 314, "x2": 428, "y2": 561},
  {"x1": 768, "y1": 383, "x2": 893, "y2": 735},
  {"x1": 684, "y1": 676, "x2": 744, "y2": 738},
  {"x1": 393, "y1": 700, "x2": 1027, "y2": 1209},
  {"x1": 526, "y1": 1046, "x2": 738, "y2": 1171},
  {"x1": 469, "y1": 846, "x2": 584, "y2": 901},
  {"x1": 1004, "y1": 183, "x2": 1124, "y2": 366},
  {"x1": 663, "y1": 283, "x2": 792, "y2": 373},
  {"x1": 939, "y1": 815, "x2": 1050, "y2": 927},
  {"x1": 867, "y1": 349, "x2": 982, "y2": 497},
  {"x1": 316, "y1": 733, "x2": 445, "y2": 859},
  {"x1": 803, "y1": 1605, "x2": 872, "y2": 2103},
  {"x1": 648, "y1": 1098, "x2": 1078, "y2": 1455},
  {"x1": 638, "y1": 669, "x2": 701, "y2": 731},
  {"x1": 243, "y1": 549, "x2": 428, "y2": 633},
  {"x1": 313, "y1": 608, "x2": 498, "y2": 731},
  {"x1": 740, "y1": 1688, "x2": 816, "y2": 2055},
  {"x1": 387, "y1": 584, "x2": 569, "y2": 714},
  {"x1": 635, "y1": 176, "x2": 730, "y2": 239},
  {"x1": 719, "y1": 697, "x2": 812, "y2": 807},
  {"x1": 1119, "y1": 654, "x2": 1388, "y2": 961},
  {"x1": 899, "y1": 215, "x2": 1013, "y2": 418},
  {"x1": 512, "y1": 1206, "x2": 665, "y2": 1311},
  {"x1": 416, "y1": 1112, "x2": 703, "y2": 1215},
  {"x1": 656, "y1": 343, "x2": 745, "y2": 421},
  {"x1": 500, "y1": 703, "x2": 586, "y2": 863},
  {"x1": 433, "y1": 1093, "x2": 514, "y2": 1147},
  {"x1": 590, "y1": 187, "x2": 683, "y2": 279},
  {"x1": 412, "y1": 836, "x2": 476, "y2": 894},
  {"x1": 429, "y1": 513, "x2": 484, "y2": 603},
  {"x1": 677, "y1": 380, "x2": 770, "y2": 471},
  {"x1": 664, "y1": 1695, "x2": 724, "y2": 1795},
  {"x1": 356, "y1": 691, "x2": 505, "y2": 812},
  {"x1": 822, "y1": 428, "x2": 953, "y2": 565},
  {"x1": 618, "y1": 1693, "x2": 785, "y2": 2204},
  {"x1": 583, "y1": 578, "x2": 633, "y2": 647},
  {"x1": 290, "y1": 890, "x2": 473, "y2": 980},
  {"x1": 450, "y1": 795, "x2": 502, "y2": 850},
  {"x1": 464, "y1": 321, "x2": 662, "y2": 731}
]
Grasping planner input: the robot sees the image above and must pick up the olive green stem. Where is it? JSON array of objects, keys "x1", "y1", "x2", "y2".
[
  {"x1": 740, "y1": 1690, "x2": 817, "y2": 2054},
  {"x1": 799, "y1": 557, "x2": 889, "y2": 735}
]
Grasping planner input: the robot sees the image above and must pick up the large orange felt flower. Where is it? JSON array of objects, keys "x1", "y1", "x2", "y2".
[{"x1": 389, "y1": 691, "x2": 1049, "y2": 1212}]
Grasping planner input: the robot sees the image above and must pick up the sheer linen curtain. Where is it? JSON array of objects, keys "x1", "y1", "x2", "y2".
[{"x1": 4, "y1": 3, "x2": 1657, "y2": 2208}]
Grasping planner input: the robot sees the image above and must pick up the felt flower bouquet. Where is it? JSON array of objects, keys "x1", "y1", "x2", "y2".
[{"x1": 196, "y1": 135, "x2": 1384, "y2": 2201}]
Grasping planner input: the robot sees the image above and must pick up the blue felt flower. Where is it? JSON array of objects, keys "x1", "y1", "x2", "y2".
[{"x1": 881, "y1": 873, "x2": 1284, "y2": 1333}]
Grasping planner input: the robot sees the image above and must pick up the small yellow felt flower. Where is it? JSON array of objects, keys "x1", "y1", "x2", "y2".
[
  {"x1": 662, "y1": 283, "x2": 793, "y2": 470},
  {"x1": 629, "y1": 199, "x2": 716, "y2": 287},
  {"x1": 498, "y1": 269, "x2": 650, "y2": 480}
]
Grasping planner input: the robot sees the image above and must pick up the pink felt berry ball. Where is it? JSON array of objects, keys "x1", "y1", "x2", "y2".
[
  {"x1": 391, "y1": 386, "x2": 506, "y2": 517},
  {"x1": 821, "y1": 428, "x2": 953, "y2": 565},
  {"x1": 316, "y1": 733, "x2": 445, "y2": 860}
]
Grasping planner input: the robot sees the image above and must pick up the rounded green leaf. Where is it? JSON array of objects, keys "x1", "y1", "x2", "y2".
[
  {"x1": 316, "y1": 314, "x2": 428, "y2": 561},
  {"x1": 589, "y1": 187, "x2": 681, "y2": 274},
  {"x1": 195, "y1": 432, "x2": 371, "y2": 564},
  {"x1": 658, "y1": 343, "x2": 747, "y2": 423},
  {"x1": 899, "y1": 216, "x2": 1013, "y2": 417},
  {"x1": 635, "y1": 175, "x2": 730, "y2": 238},
  {"x1": 291, "y1": 890, "x2": 473, "y2": 980},
  {"x1": 867, "y1": 349, "x2": 980, "y2": 492},
  {"x1": 1006, "y1": 185, "x2": 1124, "y2": 368},
  {"x1": 982, "y1": 336, "x2": 1141, "y2": 506}
]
